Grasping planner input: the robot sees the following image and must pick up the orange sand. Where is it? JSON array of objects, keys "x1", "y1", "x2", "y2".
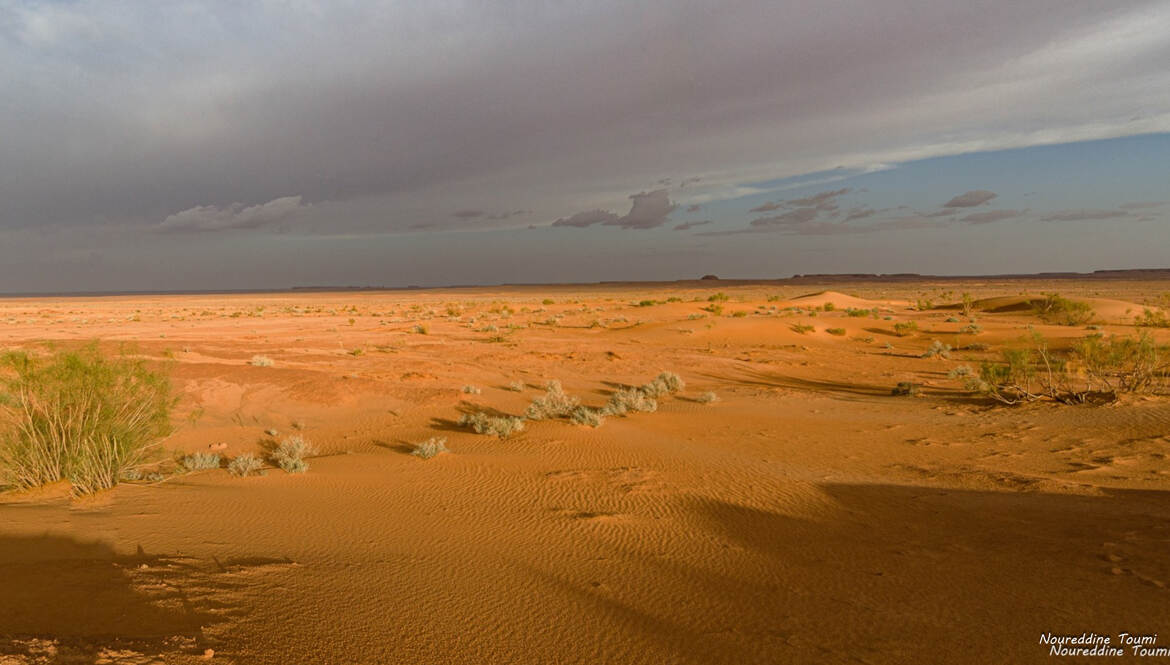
[{"x1": 2, "y1": 279, "x2": 1169, "y2": 663}]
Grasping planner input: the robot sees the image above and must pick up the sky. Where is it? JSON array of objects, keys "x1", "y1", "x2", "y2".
[{"x1": 1, "y1": 1, "x2": 1169, "y2": 292}]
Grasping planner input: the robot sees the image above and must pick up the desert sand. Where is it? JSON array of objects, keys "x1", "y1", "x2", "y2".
[{"x1": 2, "y1": 278, "x2": 1170, "y2": 664}]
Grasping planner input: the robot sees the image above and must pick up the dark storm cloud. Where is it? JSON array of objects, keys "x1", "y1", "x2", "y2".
[
  {"x1": 1039, "y1": 209, "x2": 1131, "y2": 221},
  {"x1": 553, "y1": 189, "x2": 677, "y2": 230},
  {"x1": 943, "y1": 190, "x2": 998, "y2": 208},
  {"x1": 2, "y1": 1, "x2": 1170, "y2": 289}
]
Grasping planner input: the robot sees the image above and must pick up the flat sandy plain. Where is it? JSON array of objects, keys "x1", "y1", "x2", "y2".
[{"x1": 2, "y1": 278, "x2": 1170, "y2": 664}]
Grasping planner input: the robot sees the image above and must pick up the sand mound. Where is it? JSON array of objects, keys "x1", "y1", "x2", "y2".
[{"x1": 787, "y1": 290, "x2": 887, "y2": 310}]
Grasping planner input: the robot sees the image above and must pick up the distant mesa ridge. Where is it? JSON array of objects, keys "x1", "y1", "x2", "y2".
[{"x1": 3, "y1": 268, "x2": 1170, "y2": 298}]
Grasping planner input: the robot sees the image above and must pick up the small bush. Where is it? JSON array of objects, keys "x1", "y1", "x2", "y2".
[
  {"x1": 412, "y1": 437, "x2": 449, "y2": 460},
  {"x1": 525, "y1": 380, "x2": 580, "y2": 420},
  {"x1": 412, "y1": 324, "x2": 429, "y2": 335},
  {"x1": 462, "y1": 385, "x2": 482, "y2": 394},
  {"x1": 922, "y1": 340, "x2": 952, "y2": 359},
  {"x1": 228, "y1": 453, "x2": 264, "y2": 477},
  {"x1": 1032, "y1": 293, "x2": 1093, "y2": 326},
  {"x1": 1135, "y1": 309, "x2": 1170, "y2": 328},
  {"x1": 823, "y1": 302, "x2": 836, "y2": 312},
  {"x1": 270, "y1": 435, "x2": 316, "y2": 474},
  {"x1": 960, "y1": 323, "x2": 983, "y2": 335},
  {"x1": 460, "y1": 412, "x2": 525, "y2": 438},
  {"x1": 180, "y1": 452, "x2": 221, "y2": 472},
  {"x1": 697, "y1": 391, "x2": 719, "y2": 404},
  {"x1": 826, "y1": 328, "x2": 846, "y2": 336},
  {"x1": 791, "y1": 324, "x2": 815, "y2": 334},
  {"x1": 0, "y1": 346, "x2": 172, "y2": 495},
  {"x1": 569, "y1": 406, "x2": 605, "y2": 427},
  {"x1": 249, "y1": 355, "x2": 274, "y2": 367},
  {"x1": 893, "y1": 321, "x2": 918, "y2": 337},
  {"x1": 602, "y1": 388, "x2": 658, "y2": 416},
  {"x1": 506, "y1": 381, "x2": 525, "y2": 392},
  {"x1": 892, "y1": 382, "x2": 921, "y2": 396},
  {"x1": 640, "y1": 371, "x2": 685, "y2": 397},
  {"x1": 947, "y1": 365, "x2": 974, "y2": 379}
]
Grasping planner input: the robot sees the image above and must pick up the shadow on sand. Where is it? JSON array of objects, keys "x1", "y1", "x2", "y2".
[{"x1": 0, "y1": 534, "x2": 220, "y2": 663}]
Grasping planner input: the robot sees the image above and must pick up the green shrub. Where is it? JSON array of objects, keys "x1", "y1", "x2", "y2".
[
  {"x1": 569, "y1": 406, "x2": 605, "y2": 427},
  {"x1": 1032, "y1": 293, "x2": 1094, "y2": 326},
  {"x1": 601, "y1": 388, "x2": 658, "y2": 416},
  {"x1": 1135, "y1": 308, "x2": 1170, "y2": 328},
  {"x1": 0, "y1": 346, "x2": 172, "y2": 495},
  {"x1": 893, "y1": 321, "x2": 918, "y2": 337},
  {"x1": 791, "y1": 323, "x2": 815, "y2": 334},
  {"x1": 922, "y1": 340, "x2": 952, "y2": 359},
  {"x1": 826, "y1": 328, "x2": 846, "y2": 336}
]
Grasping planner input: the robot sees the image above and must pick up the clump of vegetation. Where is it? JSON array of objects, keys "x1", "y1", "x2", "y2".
[
  {"x1": 893, "y1": 321, "x2": 919, "y2": 337},
  {"x1": 707, "y1": 292, "x2": 729, "y2": 302},
  {"x1": 963, "y1": 331, "x2": 1169, "y2": 404},
  {"x1": 791, "y1": 323, "x2": 815, "y2": 334},
  {"x1": 892, "y1": 382, "x2": 921, "y2": 396},
  {"x1": 960, "y1": 292, "x2": 976, "y2": 317},
  {"x1": 602, "y1": 388, "x2": 658, "y2": 416},
  {"x1": 462, "y1": 385, "x2": 482, "y2": 395},
  {"x1": 180, "y1": 452, "x2": 221, "y2": 472},
  {"x1": 822, "y1": 302, "x2": 836, "y2": 312},
  {"x1": 228, "y1": 452, "x2": 264, "y2": 477},
  {"x1": 460, "y1": 412, "x2": 526, "y2": 438},
  {"x1": 922, "y1": 340, "x2": 952, "y2": 359},
  {"x1": 412, "y1": 437, "x2": 449, "y2": 460},
  {"x1": 569, "y1": 406, "x2": 605, "y2": 428},
  {"x1": 1032, "y1": 293, "x2": 1094, "y2": 326},
  {"x1": 639, "y1": 371, "x2": 685, "y2": 397},
  {"x1": 0, "y1": 346, "x2": 172, "y2": 495},
  {"x1": 270, "y1": 435, "x2": 316, "y2": 474},
  {"x1": 697, "y1": 391, "x2": 719, "y2": 404},
  {"x1": 506, "y1": 380, "x2": 525, "y2": 392},
  {"x1": 525, "y1": 380, "x2": 580, "y2": 420},
  {"x1": 411, "y1": 324, "x2": 429, "y2": 335},
  {"x1": 960, "y1": 323, "x2": 983, "y2": 335},
  {"x1": 1135, "y1": 308, "x2": 1170, "y2": 328},
  {"x1": 249, "y1": 355, "x2": 274, "y2": 367},
  {"x1": 947, "y1": 365, "x2": 974, "y2": 380},
  {"x1": 826, "y1": 327, "x2": 846, "y2": 336}
]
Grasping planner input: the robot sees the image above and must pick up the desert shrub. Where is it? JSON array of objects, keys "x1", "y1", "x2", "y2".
[
  {"x1": 506, "y1": 381, "x2": 525, "y2": 392},
  {"x1": 0, "y1": 346, "x2": 172, "y2": 495},
  {"x1": 963, "y1": 332, "x2": 1169, "y2": 404},
  {"x1": 846, "y1": 308, "x2": 874, "y2": 318},
  {"x1": 915, "y1": 299, "x2": 933, "y2": 311},
  {"x1": 891, "y1": 382, "x2": 921, "y2": 396},
  {"x1": 460, "y1": 412, "x2": 526, "y2": 438},
  {"x1": 412, "y1": 324, "x2": 429, "y2": 335},
  {"x1": 412, "y1": 437, "x2": 449, "y2": 459},
  {"x1": 640, "y1": 371, "x2": 685, "y2": 397},
  {"x1": 893, "y1": 321, "x2": 918, "y2": 337},
  {"x1": 822, "y1": 302, "x2": 836, "y2": 312},
  {"x1": 708, "y1": 292, "x2": 729, "y2": 302},
  {"x1": 1135, "y1": 309, "x2": 1170, "y2": 328},
  {"x1": 703, "y1": 304, "x2": 724, "y2": 315},
  {"x1": 922, "y1": 340, "x2": 952, "y2": 359},
  {"x1": 228, "y1": 452, "x2": 264, "y2": 477},
  {"x1": 602, "y1": 388, "x2": 658, "y2": 416},
  {"x1": 826, "y1": 327, "x2": 846, "y2": 336},
  {"x1": 249, "y1": 355, "x2": 274, "y2": 367},
  {"x1": 525, "y1": 380, "x2": 581, "y2": 420},
  {"x1": 270, "y1": 434, "x2": 317, "y2": 474},
  {"x1": 791, "y1": 324, "x2": 815, "y2": 334},
  {"x1": 180, "y1": 452, "x2": 221, "y2": 472},
  {"x1": 960, "y1": 323, "x2": 983, "y2": 335},
  {"x1": 1032, "y1": 293, "x2": 1093, "y2": 326},
  {"x1": 961, "y1": 292, "x2": 975, "y2": 317},
  {"x1": 462, "y1": 385, "x2": 482, "y2": 394},
  {"x1": 697, "y1": 391, "x2": 719, "y2": 404},
  {"x1": 947, "y1": 365, "x2": 974, "y2": 379},
  {"x1": 569, "y1": 406, "x2": 605, "y2": 427},
  {"x1": 945, "y1": 316, "x2": 960, "y2": 323}
]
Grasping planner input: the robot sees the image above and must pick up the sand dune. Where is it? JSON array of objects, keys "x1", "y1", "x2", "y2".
[{"x1": 2, "y1": 279, "x2": 1170, "y2": 663}]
